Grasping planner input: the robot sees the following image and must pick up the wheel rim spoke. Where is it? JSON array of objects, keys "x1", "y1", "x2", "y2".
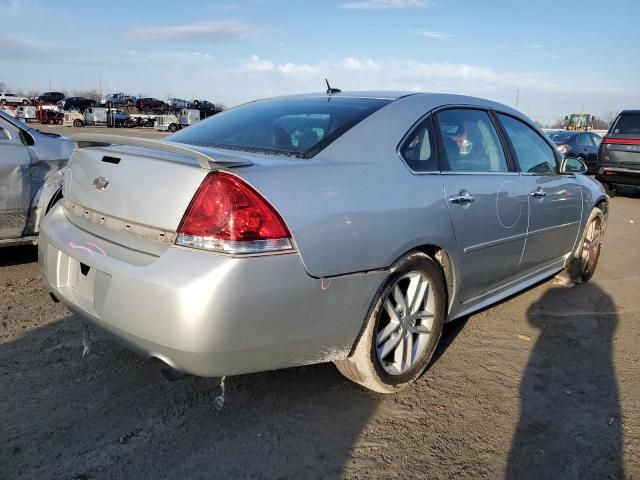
[
  {"x1": 378, "y1": 330, "x2": 402, "y2": 360},
  {"x1": 410, "y1": 324, "x2": 431, "y2": 335},
  {"x1": 377, "y1": 309, "x2": 400, "y2": 346},
  {"x1": 402, "y1": 332, "x2": 414, "y2": 371},
  {"x1": 406, "y1": 275, "x2": 429, "y2": 314},
  {"x1": 383, "y1": 299, "x2": 401, "y2": 324},
  {"x1": 393, "y1": 285, "x2": 408, "y2": 314}
]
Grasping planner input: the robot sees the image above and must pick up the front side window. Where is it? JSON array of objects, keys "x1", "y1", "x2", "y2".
[
  {"x1": 169, "y1": 96, "x2": 391, "y2": 158},
  {"x1": 400, "y1": 117, "x2": 437, "y2": 172},
  {"x1": 498, "y1": 114, "x2": 557, "y2": 175},
  {"x1": 435, "y1": 109, "x2": 508, "y2": 172}
]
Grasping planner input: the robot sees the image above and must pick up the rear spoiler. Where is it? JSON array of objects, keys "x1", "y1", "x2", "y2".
[{"x1": 69, "y1": 133, "x2": 252, "y2": 170}]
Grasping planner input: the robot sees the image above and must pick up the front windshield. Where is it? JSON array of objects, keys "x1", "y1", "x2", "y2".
[{"x1": 169, "y1": 96, "x2": 391, "y2": 158}]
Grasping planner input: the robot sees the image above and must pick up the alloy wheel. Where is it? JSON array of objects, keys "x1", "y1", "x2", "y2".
[
  {"x1": 581, "y1": 217, "x2": 602, "y2": 276},
  {"x1": 375, "y1": 271, "x2": 435, "y2": 375}
]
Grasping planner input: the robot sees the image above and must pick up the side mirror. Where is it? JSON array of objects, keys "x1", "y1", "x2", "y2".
[{"x1": 561, "y1": 157, "x2": 587, "y2": 174}]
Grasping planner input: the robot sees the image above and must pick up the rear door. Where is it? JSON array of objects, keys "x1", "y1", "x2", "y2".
[
  {"x1": 436, "y1": 108, "x2": 529, "y2": 302},
  {"x1": 496, "y1": 113, "x2": 582, "y2": 273},
  {"x1": 0, "y1": 117, "x2": 31, "y2": 239}
]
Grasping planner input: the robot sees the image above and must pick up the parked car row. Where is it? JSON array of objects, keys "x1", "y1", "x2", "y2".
[
  {"x1": 1, "y1": 91, "x2": 219, "y2": 114},
  {"x1": 544, "y1": 111, "x2": 640, "y2": 195}
]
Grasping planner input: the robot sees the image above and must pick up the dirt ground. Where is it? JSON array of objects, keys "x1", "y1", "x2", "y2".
[{"x1": 1, "y1": 128, "x2": 638, "y2": 479}]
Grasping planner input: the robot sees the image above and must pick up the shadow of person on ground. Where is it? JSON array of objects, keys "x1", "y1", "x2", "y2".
[{"x1": 507, "y1": 283, "x2": 624, "y2": 479}]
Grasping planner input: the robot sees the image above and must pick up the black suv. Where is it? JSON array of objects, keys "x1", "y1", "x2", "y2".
[
  {"x1": 35, "y1": 92, "x2": 65, "y2": 104},
  {"x1": 597, "y1": 110, "x2": 640, "y2": 195}
]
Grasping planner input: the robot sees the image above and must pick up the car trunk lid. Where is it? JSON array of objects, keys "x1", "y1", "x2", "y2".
[{"x1": 62, "y1": 134, "x2": 253, "y2": 254}]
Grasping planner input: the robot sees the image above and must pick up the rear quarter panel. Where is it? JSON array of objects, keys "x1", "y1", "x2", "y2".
[{"x1": 237, "y1": 95, "x2": 461, "y2": 279}]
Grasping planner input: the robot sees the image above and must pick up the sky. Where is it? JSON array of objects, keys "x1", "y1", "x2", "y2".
[{"x1": 0, "y1": 0, "x2": 638, "y2": 123}]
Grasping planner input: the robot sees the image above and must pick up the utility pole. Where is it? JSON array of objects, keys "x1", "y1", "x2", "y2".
[
  {"x1": 515, "y1": 89, "x2": 520, "y2": 111},
  {"x1": 99, "y1": 73, "x2": 102, "y2": 98}
]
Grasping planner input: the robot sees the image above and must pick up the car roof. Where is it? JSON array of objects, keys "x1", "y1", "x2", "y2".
[
  {"x1": 620, "y1": 110, "x2": 640, "y2": 115},
  {"x1": 252, "y1": 91, "x2": 525, "y2": 118}
]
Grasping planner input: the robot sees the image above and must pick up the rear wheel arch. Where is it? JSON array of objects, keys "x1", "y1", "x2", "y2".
[
  {"x1": 346, "y1": 244, "x2": 454, "y2": 357},
  {"x1": 406, "y1": 245, "x2": 454, "y2": 315}
]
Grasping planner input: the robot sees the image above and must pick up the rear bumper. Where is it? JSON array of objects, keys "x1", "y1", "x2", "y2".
[
  {"x1": 39, "y1": 205, "x2": 386, "y2": 376},
  {"x1": 596, "y1": 166, "x2": 640, "y2": 187}
]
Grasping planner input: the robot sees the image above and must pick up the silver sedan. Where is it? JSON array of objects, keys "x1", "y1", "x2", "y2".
[
  {"x1": 38, "y1": 92, "x2": 608, "y2": 393},
  {"x1": 0, "y1": 110, "x2": 73, "y2": 246}
]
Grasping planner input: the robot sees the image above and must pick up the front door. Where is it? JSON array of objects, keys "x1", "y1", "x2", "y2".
[
  {"x1": 436, "y1": 108, "x2": 529, "y2": 302},
  {"x1": 0, "y1": 117, "x2": 31, "y2": 239},
  {"x1": 496, "y1": 113, "x2": 582, "y2": 272}
]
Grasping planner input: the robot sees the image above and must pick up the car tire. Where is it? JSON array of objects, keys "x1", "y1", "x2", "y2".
[
  {"x1": 0, "y1": 100, "x2": 6, "y2": 106},
  {"x1": 602, "y1": 182, "x2": 617, "y2": 197},
  {"x1": 564, "y1": 207, "x2": 605, "y2": 283},
  {"x1": 334, "y1": 251, "x2": 446, "y2": 393},
  {"x1": 168, "y1": 123, "x2": 178, "y2": 132},
  {"x1": 47, "y1": 119, "x2": 54, "y2": 125},
  {"x1": 73, "y1": 119, "x2": 83, "y2": 128},
  {"x1": 22, "y1": 99, "x2": 28, "y2": 105}
]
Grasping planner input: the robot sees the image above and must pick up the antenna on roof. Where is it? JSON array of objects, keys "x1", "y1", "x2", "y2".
[{"x1": 325, "y1": 79, "x2": 341, "y2": 95}]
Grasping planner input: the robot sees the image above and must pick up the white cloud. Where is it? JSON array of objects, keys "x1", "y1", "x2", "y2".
[
  {"x1": 340, "y1": 0, "x2": 428, "y2": 10},
  {"x1": 419, "y1": 30, "x2": 453, "y2": 39},
  {"x1": 277, "y1": 63, "x2": 318, "y2": 76},
  {"x1": 341, "y1": 57, "x2": 382, "y2": 71},
  {"x1": 4, "y1": 48, "x2": 632, "y2": 118},
  {"x1": 243, "y1": 54, "x2": 275, "y2": 72},
  {"x1": 128, "y1": 20, "x2": 257, "y2": 42}
]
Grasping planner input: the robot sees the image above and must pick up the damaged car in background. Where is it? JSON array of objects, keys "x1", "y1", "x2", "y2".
[
  {"x1": 0, "y1": 110, "x2": 73, "y2": 246},
  {"x1": 38, "y1": 92, "x2": 608, "y2": 393}
]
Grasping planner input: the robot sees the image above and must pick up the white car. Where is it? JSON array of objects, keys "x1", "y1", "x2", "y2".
[
  {"x1": 168, "y1": 98, "x2": 191, "y2": 108},
  {"x1": 0, "y1": 92, "x2": 29, "y2": 106}
]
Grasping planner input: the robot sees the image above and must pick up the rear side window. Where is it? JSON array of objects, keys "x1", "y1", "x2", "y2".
[
  {"x1": 400, "y1": 117, "x2": 437, "y2": 172},
  {"x1": 435, "y1": 109, "x2": 508, "y2": 172},
  {"x1": 169, "y1": 97, "x2": 391, "y2": 158},
  {"x1": 498, "y1": 114, "x2": 557, "y2": 174},
  {"x1": 612, "y1": 114, "x2": 640, "y2": 135}
]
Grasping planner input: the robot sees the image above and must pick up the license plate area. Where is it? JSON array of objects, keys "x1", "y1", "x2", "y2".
[{"x1": 68, "y1": 258, "x2": 96, "y2": 301}]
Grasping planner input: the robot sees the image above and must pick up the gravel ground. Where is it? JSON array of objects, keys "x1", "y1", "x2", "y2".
[{"x1": 0, "y1": 130, "x2": 638, "y2": 479}]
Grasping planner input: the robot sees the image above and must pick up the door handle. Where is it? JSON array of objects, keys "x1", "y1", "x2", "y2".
[
  {"x1": 449, "y1": 190, "x2": 475, "y2": 205},
  {"x1": 530, "y1": 188, "x2": 546, "y2": 198}
]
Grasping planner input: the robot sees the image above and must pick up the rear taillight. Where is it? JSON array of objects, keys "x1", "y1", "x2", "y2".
[
  {"x1": 176, "y1": 172, "x2": 293, "y2": 254},
  {"x1": 601, "y1": 137, "x2": 640, "y2": 145}
]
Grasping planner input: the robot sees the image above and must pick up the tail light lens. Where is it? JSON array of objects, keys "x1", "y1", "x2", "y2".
[
  {"x1": 601, "y1": 137, "x2": 640, "y2": 145},
  {"x1": 176, "y1": 172, "x2": 293, "y2": 254}
]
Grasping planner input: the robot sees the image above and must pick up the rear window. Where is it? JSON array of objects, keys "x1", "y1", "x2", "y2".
[
  {"x1": 613, "y1": 114, "x2": 640, "y2": 135},
  {"x1": 169, "y1": 96, "x2": 391, "y2": 158},
  {"x1": 548, "y1": 131, "x2": 574, "y2": 143}
]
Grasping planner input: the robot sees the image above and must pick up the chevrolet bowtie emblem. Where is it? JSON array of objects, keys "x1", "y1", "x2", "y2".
[{"x1": 93, "y1": 176, "x2": 109, "y2": 190}]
